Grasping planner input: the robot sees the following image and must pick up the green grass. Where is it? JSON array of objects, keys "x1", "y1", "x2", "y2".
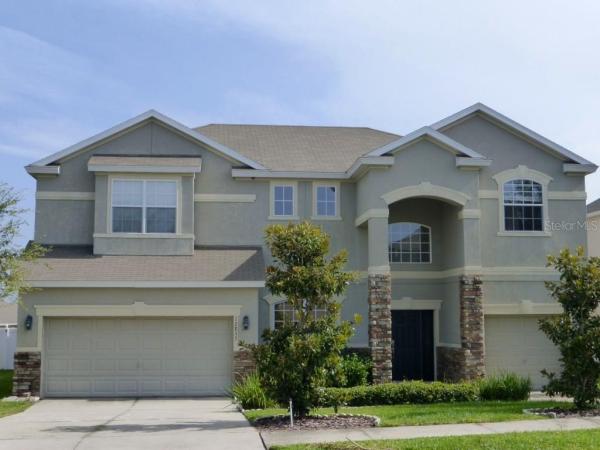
[
  {"x1": 271, "y1": 429, "x2": 600, "y2": 449},
  {"x1": 244, "y1": 401, "x2": 569, "y2": 427},
  {"x1": 0, "y1": 370, "x2": 32, "y2": 418}
]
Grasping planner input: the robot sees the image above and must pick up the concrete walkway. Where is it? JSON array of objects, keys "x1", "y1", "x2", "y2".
[
  {"x1": 0, "y1": 398, "x2": 264, "y2": 450},
  {"x1": 261, "y1": 416, "x2": 600, "y2": 448}
]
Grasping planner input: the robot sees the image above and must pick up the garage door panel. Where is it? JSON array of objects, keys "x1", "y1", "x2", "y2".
[
  {"x1": 44, "y1": 317, "x2": 233, "y2": 397},
  {"x1": 485, "y1": 316, "x2": 561, "y2": 389}
]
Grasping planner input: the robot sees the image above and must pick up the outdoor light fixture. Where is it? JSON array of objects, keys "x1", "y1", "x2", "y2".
[
  {"x1": 242, "y1": 315, "x2": 250, "y2": 330},
  {"x1": 25, "y1": 315, "x2": 33, "y2": 330}
]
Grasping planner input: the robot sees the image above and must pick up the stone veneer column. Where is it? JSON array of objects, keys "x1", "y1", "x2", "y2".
[
  {"x1": 460, "y1": 275, "x2": 485, "y2": 379},
  {"x1": 438, "y1": 275, "x2": 485, "y2": 381},
  {"x1": 13, "y1": 351, "x2": 41, "y2": 397},
  {"x1": 369, "y1": 273, "x2": 392, "y2": 383},
  {"x1": 232, "y1": 349, "x2": 256, "y2": 383}
]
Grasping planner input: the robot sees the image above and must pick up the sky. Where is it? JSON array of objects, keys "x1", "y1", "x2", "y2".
[{"x1": 1, "y1": 0, "x2": 600, "y2": 246}]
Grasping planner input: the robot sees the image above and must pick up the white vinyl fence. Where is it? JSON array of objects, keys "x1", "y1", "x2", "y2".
[{"x1": 0, "y1": 326, "x2": 16, "y2": 370}]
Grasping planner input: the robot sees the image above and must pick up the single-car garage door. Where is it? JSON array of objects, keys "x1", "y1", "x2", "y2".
[
  {"x1": 485, "y1": 316, "x2": 561, "y2": 389},
  {"x1": 44, "y1": 317, "x2": 233, "y2": 397}
]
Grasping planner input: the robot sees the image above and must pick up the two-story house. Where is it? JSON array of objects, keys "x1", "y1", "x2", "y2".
[{"x1": 14, "y1": 103, "x2": 596, "y2": 398}]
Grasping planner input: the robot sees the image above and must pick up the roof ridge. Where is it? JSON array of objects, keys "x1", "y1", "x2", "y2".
[{"x1": 195, "y1": 123, "x2": 400, "y2": 135}]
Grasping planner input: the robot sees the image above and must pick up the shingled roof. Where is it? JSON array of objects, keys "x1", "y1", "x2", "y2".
[
  {"x1": 25, "y1": 245, "x2": 265, "y2": 287},
  {"x1": 195, "y1": 124, "x2": 400, "y2": 172}
]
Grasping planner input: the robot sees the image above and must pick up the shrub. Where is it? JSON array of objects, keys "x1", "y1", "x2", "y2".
[
  {"x1": 230, "y1": 372, "x2": 275, "y2": 410},
  {"x1": 330, "y1": 354, "x2": 372, "y2": 388},
  {"x1": 540, "y1": 247, "x2": 600, "y2": 409},
  {"x1": 479, "y1": 373, "x2": 532, "y2": 401},
  {"x1": 318, "y1": 380, "x2": 479, "y2": 407}
]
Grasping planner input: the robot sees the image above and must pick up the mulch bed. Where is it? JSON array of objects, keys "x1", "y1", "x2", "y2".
[
  {"x1": 525, "y1": 407, "x2": 600, "y2": 418},
  {"x1": 253, "y1": 414, "x2": 379, "y2": 431}
]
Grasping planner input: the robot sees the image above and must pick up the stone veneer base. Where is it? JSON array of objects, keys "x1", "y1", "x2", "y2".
[
  {"x1": 232, "y1": 349, "x2": 256, "y2": 383},
  {"x1": 13, "y1": 351, "x2": 41, "y2": 397}
]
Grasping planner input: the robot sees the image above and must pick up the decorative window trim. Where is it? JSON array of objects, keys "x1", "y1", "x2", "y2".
[
  {"x1": 107, "y1": 175, "x2": 182, "y2": 235},
  {"x1": 269, "y1": 180, "x2": 298, "y2": 220},
  {"x1": 492, "y1": 166, "x2": 552, "y2": 237},
  {"x1": 311, "y1": 182, "x2": 341, "y2": 220},
  {"x1": 388, "y1": 222, "x2": 432, "y2": 264}
]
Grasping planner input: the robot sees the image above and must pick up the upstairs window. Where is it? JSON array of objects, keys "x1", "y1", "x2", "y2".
[
  {"x1": 271, "y1": 183, "x2": 296, "y2": 218},
  {"x1": 314, "y1": 183, "x2": 339, "y2": 218},
  {"x1": 503, "y1": 179, "x2": 543, "y2": 231},
  {"x1": 388, "y1": 222, "x2": 431, "y2": 264},
  {"x1": 111, "y1": 179, "x2": 177, "y2": 233},
  {"x1": 273, "y1": 301, "x2": 327, "y2": 329}
]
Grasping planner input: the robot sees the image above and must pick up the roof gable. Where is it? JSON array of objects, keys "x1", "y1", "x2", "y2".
[
  {"x1": 431, "y1": 103, "x2": 596, "y2": 170},
  {"x1": 27, "y1": 110, "x2": 266, "y2": 172},
  {"x1": 366, "y1": 126, "x2": 487, "y2": 159}
]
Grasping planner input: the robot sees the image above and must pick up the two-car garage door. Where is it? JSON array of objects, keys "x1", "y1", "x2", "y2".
[
  {"x1": 43, "y1": 317, "x2": 233, "y2": 397},
  {"x1": 485, "y1": 316, "x2": 561, "y2": 389}
]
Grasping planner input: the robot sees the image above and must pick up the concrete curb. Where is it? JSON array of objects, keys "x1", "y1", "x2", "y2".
[{"x1": 260, "y1": 416, "x2": 600, "y2": 448}]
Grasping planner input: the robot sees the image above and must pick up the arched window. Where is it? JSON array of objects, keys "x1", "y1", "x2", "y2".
[
  {"x1": 503, "y1": 179, "x2": 543, "y2": 231},
  {"x1": 273, "y1": 301, "x2": 327, "y2": 329},
  {"x1": 388, "y1": 222, "x2": 431, "y2": 264}
]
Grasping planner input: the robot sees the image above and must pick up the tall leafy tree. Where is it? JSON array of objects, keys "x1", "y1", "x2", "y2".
[
  {"x1": 247, "y1": 222, "x2": 358, "y2": 417},
  {"x1": 540, "y1": 247, "x2": 600, "y2": 409},
  {"x1": 0, "y1": 183, "x2": 45, "y2": 302}
]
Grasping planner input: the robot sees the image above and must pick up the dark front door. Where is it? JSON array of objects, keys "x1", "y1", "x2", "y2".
[{"x1": 392, "y1": 310, "x2": 434, "y2": 381}]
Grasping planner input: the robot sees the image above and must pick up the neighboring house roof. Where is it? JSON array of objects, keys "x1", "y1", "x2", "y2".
[
  {"x1": 587, "y1": 198, "x2": 600, "y2": 215},
  {"x1": 195, "y1": 124, "x2": 400, "y2": 172},
  {"x1": 0, "y1": 303, "x2": 17, "y2": 325},
  {"x1": 24, "y1": 246, "x2": 265, "y2": 288},
  {"x1": 431, "y1": 102, "x2": 597, "y2": 169},
  {"x1": 26, "y1": 110, "x2": 266, "y2": 172}
]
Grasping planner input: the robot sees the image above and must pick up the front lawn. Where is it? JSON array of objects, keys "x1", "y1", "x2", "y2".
[
  {"x1": 0, "y1": 370, "x2": 32, "y2": 418},
  {"x1": 245, "y1": 400, "x2": 568, "y2": 427},
  {"x1": 271, "y1": 428, "x2": 600, "y2": 449}
]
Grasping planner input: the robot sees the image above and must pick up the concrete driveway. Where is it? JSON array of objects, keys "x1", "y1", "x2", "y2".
[{"x1": 0, "y1": 398, "x2": 264, "y2": 449}]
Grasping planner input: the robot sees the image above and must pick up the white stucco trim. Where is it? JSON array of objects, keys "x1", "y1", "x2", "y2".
[
  {"x1": 480, "y1": 190, "x2": 586, "y2": 201},
  {"x1": 358, "y1": 265, "x2": 559, "y2": 281},
  {"x1": 88, "y1": 163, "x2": 202, "y2": 174},
  {"x1": 391, "y1": 298, "x2": 442, "y2": 311},
  {"x1": 36, "y1": 191, "x2": 95, "y2": 201},
  {"x1": 25, "y1": 165, "x2": 60, "y2": 176},
  {"x1": 355, "y1": 208, "x2": 389, "y2": 227},
  {"x1": 493, "y1": 165, "x2": 552, "y2": 236},
  {"x1": 194, "y1": 193, "x2": 256, "y2": 203},
  {"x1": 312, "y1": 181, "x2": 341, "y2": 220},
  {"x1": 564, "y1": 163, "x2": 597, "y2": 175},
  {"x1": 457, "y1": 209, "x2": 481, "y2": 220},
  {"x1": 368, "y1": 265, "x2": 391, "y2": 275},
  {"x1": 28, "y1": 110, "x2": 266, "y2": 170},
  {"x1": 484, "y1": 301, "x2": 562, "y2": 315},
  {"x1": 381, "y1": 182, "x2": 471, "y2": 207},
  {"x1": 456, "y1": 157, "x2": 492, "y2": 169},
  {"x1": 438, "y1": 342, "x2": 461, "y2": 349},
  {"x1": 34, "y1": 303, "x2": 244, "y2": 351},
  {"x1": 431, "y1": 102, "x2": 597, "y2": 168},
  {"x1": 27, "y1": 280, "x2": 265, "y2": 288},
  {"x1": 93, "y1": 233, "x2": 194, "y2": 239}
]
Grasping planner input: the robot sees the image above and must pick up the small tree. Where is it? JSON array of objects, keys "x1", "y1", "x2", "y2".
[
  {"x1": 247, "y1": 222, "x2": 358, "y2": 417},
  {"x1": 0, "y1": 183, "x2": 45, "y2": 302},
  {"x1": 540, "y1": 247, "x2": 600, "y2": 409}
]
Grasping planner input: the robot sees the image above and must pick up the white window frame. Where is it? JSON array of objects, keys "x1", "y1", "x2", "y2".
[
  {"x1": 264, "y1": 294, "x2": 343, "y2": 329},
  {"x1": 493, "y1": 165, "x2": 552, "y2": 237},
  {"x1": 388, "y1": 222, "x2": 432, "y2": 264},
  {"x1": 269, "y1": 181, "x2": 298, "y2": 220},
  {"x1": 312, "y1": 182, "x2": 341, "y2": 220},
  {"x1": 108, "y1": 175, "x2": 182, "y2": 235}
]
